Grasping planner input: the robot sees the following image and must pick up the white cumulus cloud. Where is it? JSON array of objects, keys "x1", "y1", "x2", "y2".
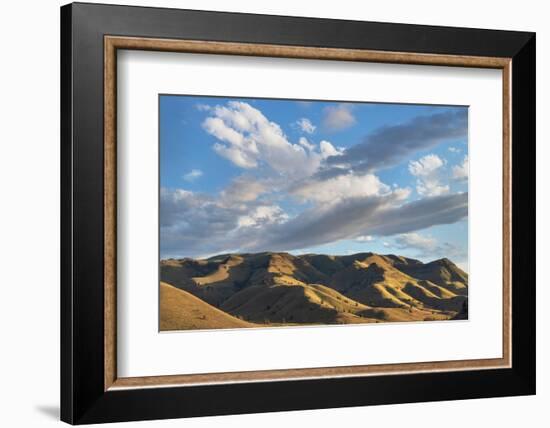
[
  {"x1": 452, "y1": 155, "x2": 469, "y2": 181},
  {"x1": 319, "y1": 140, "x2": 343, "y2": 159},
  {"x1": 203, "y1": 101, "x2": 322, "y2": 178},
  {"x1": 409, "y1": 154, "x2": 450, "y2": 197},
  {"x1": 237, "y1": 205, "x2": 289, "y2": 228},
  {"x1": 409, "y1": 154, "x2": 445, "y2": 177},
  {"x1": 290, "y1": 172, "x2": 392, "y2": 203},
  {"x1": 298, "y1": 136, "x2": 315, "y2": 151}
]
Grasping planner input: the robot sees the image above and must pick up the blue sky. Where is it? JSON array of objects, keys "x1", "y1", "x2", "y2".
[{"x1": 160, "y1": 95, "x2": 469, "y2": 271}]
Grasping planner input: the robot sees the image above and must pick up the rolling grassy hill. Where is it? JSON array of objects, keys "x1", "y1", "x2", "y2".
[
  {"x1": 160, "y1": 282, "x2": 256, "y2": 331},
  {"x1": 160, "y1": 252, "x2": 468, "y2": 331}
]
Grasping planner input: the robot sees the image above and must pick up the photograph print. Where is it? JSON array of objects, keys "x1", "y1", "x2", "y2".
[{"x1": 159, "y1": 95, "x2": 469, "y2": 331}]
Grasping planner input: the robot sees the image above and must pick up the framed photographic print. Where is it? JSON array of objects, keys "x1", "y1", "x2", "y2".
[
  {"x1": 61, "y1": 2, "x2": 536, "y2": 424},
  {"x1": 158, "y1": 95, "x2": 470, "y2": 332}
]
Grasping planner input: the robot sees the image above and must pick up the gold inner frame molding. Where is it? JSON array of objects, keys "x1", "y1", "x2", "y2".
[{"x1": 104, "y1": 35, "x2": 512, "y2": 391}]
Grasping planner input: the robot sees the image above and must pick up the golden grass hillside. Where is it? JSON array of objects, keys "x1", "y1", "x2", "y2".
[
  {"x1": 160, "y1": 282, "x2": 256, "y2": 331},
  {"x1": 160, "y1": 252, "x2": 468, "y2": 330}
]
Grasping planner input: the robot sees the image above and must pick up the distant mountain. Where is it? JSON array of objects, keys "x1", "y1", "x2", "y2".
[{"x1": 160, "y1": 252, "x2": 468, "y2": 330}]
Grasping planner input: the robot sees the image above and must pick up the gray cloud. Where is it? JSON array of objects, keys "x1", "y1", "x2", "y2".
[
  {"x1": 325, "y1": 109, "x2": 467, "y2": 174},
  {"x1": 160, "y1": 189, "x2": 245, "y2": 257},
  {"x1": 252, "y1": 192, "x2": 467, "y2": 253},
  {"x1": 364, "y1": 192, "x2": 467, "y2": 236},
  {"x1": 161, "y1": 186, "x2": 468, "y2": 258},
  {"x1": 160, "y1": 186, "x2": 288, "y2": 257}
]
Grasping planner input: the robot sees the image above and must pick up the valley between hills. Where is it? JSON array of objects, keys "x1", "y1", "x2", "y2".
[{"x1": 160, "y1": 252, "x2": 468, "y2": 331}]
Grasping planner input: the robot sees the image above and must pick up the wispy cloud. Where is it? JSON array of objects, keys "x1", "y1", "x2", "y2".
[
  {"x1": 221, "y1": 175, "x2": 267, "y2": 204},
  {"x1": 322, "y1": 104, "x2": 356, "y2": 131},
  {"x1": 294, "y1": 118, "x2": 316, "y2": 134},
  {"x1": 195, "y1": 103, "x2": 211, "y2": 111},
  {"x1": 183, "y1": 169, "x2": 203, "y2": 182},
  {"x1": 388, "y1": 232, "x2": 467, "y2": 262},
  {"x1": 356, "y1": 235, "x2": 375, "y2": 242},
  {"x1": 393, "y1": 232, "x2": 437, "y2": 252}
]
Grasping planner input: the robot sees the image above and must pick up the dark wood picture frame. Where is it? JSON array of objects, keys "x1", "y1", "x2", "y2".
[{"x1": 61, "y1": 2, "x2": 536, "y2": 424}]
